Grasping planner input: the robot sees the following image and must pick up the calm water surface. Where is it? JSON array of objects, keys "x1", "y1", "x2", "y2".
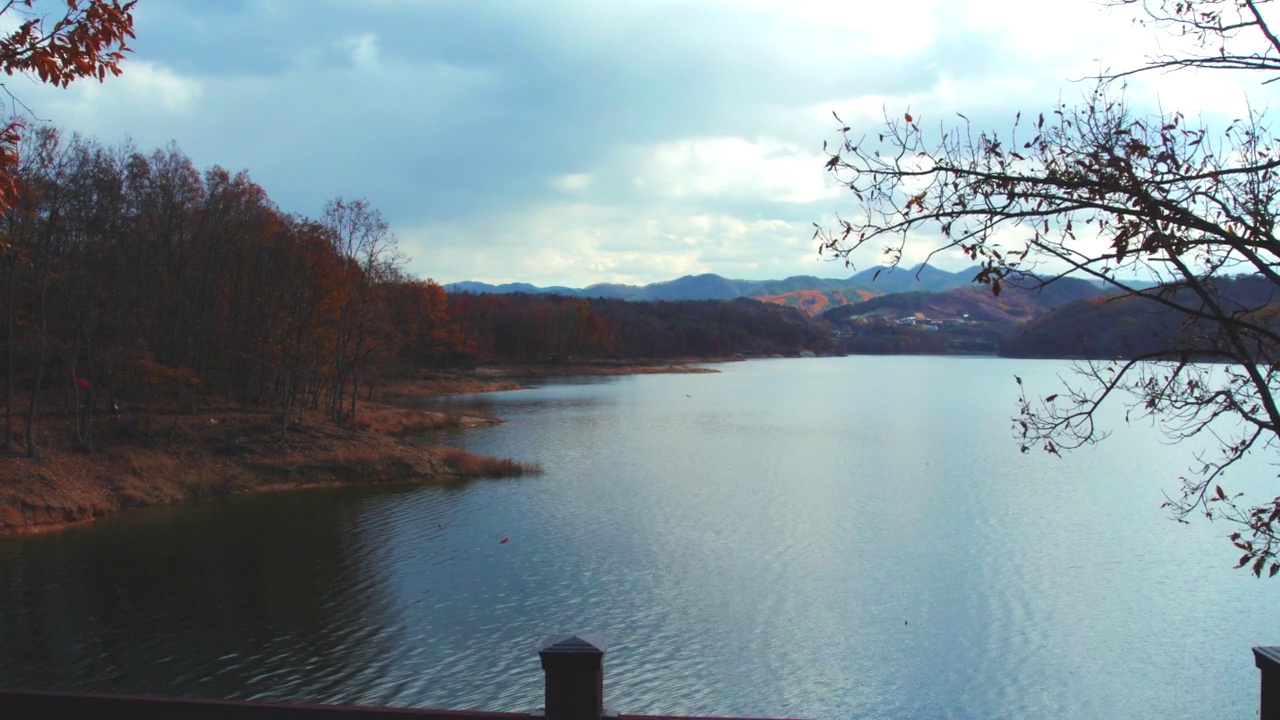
[{"x1": 0, "y1": 357, "x2": 1275, "y2": 719}]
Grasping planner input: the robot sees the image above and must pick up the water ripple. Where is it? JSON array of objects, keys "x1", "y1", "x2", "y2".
[{"x1": 0, "y1": 358, "x2": 1276, "y2": 719}]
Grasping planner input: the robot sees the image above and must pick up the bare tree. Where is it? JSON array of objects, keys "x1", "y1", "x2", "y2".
[
  {"x1": 321, "y1": 197, "x2": 402, "y2": 426},
  {"x1": 818, "y1": 0, "x2": 1280, "y2": 574}
]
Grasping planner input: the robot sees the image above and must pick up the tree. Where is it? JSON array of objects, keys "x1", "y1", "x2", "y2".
[
  {"x1": 817, "y1": 0, "x2": 1280, "y2": 575},
  {"x1": 0, "y1": 1, "x2": 135, "y2": 217},
  {"x1": 0, "y1": 0, "x2": 133, "y2": 456},
  {"x1": 321, "y1": 197, "x2": 402, "y2": 426}
]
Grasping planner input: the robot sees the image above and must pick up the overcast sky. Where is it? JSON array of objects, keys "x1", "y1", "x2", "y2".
[{"x1": 11, "y1": 0, "x2": 1267, "y2": 287}]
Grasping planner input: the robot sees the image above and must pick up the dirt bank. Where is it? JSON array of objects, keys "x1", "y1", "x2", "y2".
[
  {"x1": 0, "y1": 389, "x2": 517, "y2": 538},
  {"x1": 476, "y1": 360, "x2": 720, "y2": 379},
  {"x1": 0, "y1": 363, "x2": 716, "y2": 538},
  {"x1": 373, "y1": 361, "x2": 717, "y2": 400}
]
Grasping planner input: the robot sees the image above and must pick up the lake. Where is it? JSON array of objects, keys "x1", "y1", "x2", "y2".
[{"x1": 0, "y1": 356, "x2": 1275, "y2": 719}]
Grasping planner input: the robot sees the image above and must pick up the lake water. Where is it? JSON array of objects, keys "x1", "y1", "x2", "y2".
[{"x1": 0, "y1": 356, "x2": 1276, "y2": 719}]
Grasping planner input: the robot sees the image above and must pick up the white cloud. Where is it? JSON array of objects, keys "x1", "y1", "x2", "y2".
[
  {"x1": 718, "y1": 0, "x2": 940, "y2": 59},
  {"x1": 400, "y1": 202, "x2": 824, "y2": 286},
  {"x1": 551, "y1": 172, "x2": 594, "y2": 193},
  {"x1": 338, "y1": 33, "x2": 380, "y2": 70},
  {"x1": 628, "y1": 136, "x2": 837, "y2": 204},
  {"x1": 30, "y1": 60, "x2": 203, "y2": 118}
]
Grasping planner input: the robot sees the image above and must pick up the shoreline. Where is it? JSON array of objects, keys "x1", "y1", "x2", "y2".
[{"x1": 0, "y1": 361, "x2": 715, "y2": 539}]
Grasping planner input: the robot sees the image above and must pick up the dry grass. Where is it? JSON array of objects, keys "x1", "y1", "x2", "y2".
[
  {"x1": 373, "y1": 363, "x2": 718, "y2": 401},
  {"x1": 355, "y1": 404, "x2": 498, "y2": 435},
  {"x1": 372, "y1": 372, "x2": 525, "y2": 400},
  {"x1": 437, "y1": 447, "x2": 542, "y2": 478},
  {"x1": 474, "y1": 361, "x2": 720, "y2": 378}
]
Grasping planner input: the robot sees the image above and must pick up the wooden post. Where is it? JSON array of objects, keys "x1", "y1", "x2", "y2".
[
  {"x1": 538, "y1": 634, "x2": 606, "y2": 720},
  {"x1": 1255, "y1": 647, "x2": 1280, "y2": 720}
]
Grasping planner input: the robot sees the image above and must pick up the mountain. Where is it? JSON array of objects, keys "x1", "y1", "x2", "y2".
[
  {"x1": 579, "y1": 282, "x2": 645, "y2": 300},
  {"x1": 645, "y1": 273, "x2": 746, "y2": 300},
  {"x1": 846, "y1": 263, "x2": 977, "y2": 293},
  {"x1": 446, "y1": 280, "x2": 580, "y2": 296},
  {"x1": 445, "y1": 264, "x2": 985, "y2": 311}
]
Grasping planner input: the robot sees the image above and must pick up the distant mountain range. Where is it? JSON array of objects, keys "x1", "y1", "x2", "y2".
[{"x1": 447, "y1": 264, "x2": 990, "y2": 314}]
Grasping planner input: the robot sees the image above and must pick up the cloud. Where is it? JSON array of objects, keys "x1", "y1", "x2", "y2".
[
  {"x1": 551, "y1": 173, "x2": 594, "y2": 193},
  {"x1": 629, "y1": 137, "x2": 837, "y2": 205},
  {"x1": 400, "y1": 202, "x2": 827, "y2": 287},
  {"x1": 20, "y1": 59, "x2": 203, "y2": 119},
  {"x1": 9, "y1": 0, "x2": 1269, "y2": 287}
]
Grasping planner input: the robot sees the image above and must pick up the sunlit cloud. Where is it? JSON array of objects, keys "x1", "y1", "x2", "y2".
[{"x1": 400, "y1": 202, "x2": 822, "y2": 286}]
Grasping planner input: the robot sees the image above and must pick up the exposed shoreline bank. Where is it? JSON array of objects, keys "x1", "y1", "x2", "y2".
[{"x1": 0, "y1": 361, "x2": 714, "y2": 539}]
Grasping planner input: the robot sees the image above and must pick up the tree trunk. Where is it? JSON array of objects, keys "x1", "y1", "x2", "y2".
[
  {"x1": 348, "y1": 367, "x2": 358, "y2": 424},
  {"x1": 25, "y1": 267, "x2": 50, "y2": 462},
  {"x1": 3, "y1": 252, "x2": 12, "y2": 455}
]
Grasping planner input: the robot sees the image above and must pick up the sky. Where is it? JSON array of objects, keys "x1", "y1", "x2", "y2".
[{"x1": 8, "y1": 0, "x2": 1269, "y2": 287}]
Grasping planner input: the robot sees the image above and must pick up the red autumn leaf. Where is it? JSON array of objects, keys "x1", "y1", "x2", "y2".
[
  {"x1": 904, "y1": 112, "x2": 914, "y2": 123},
  {"x1": 499, "y1": 537, "x2": 509, "y2": 544},
  {"x1": 75, "y1": 377, "x2": 92, "y2": 391}
]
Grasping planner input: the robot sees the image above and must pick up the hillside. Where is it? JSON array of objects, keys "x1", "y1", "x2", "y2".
[
  {"x1": 1000, "y1": 275, "x2": 1280, "y2": 359},
  {"x1": 823, "y1": 276, "x2": 1104, "y2": 325},
  {"x1": 752, "y1": 288, "x2": 878, "y2": 316},
  {"x1": 820, "y1": 276, "x2": 1106, "y2": 355},
  {"x1": 443, "y1": 271, "x2": 1109, "y2": 360},
  {"x1": 446, "y1": 293, "x2": 834, "y2": 361}
]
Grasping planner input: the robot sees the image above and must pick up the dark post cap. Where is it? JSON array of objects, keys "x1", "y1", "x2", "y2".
[
  {"x1": 539, "y1": 635, "x2": 607, "y2": 671},
  {"x1": 540, "y1": 634, "x2": 607, "y2": 654},
  {"x1": 1256, "y1": 647, "x2": 1280, "y2": 669}
]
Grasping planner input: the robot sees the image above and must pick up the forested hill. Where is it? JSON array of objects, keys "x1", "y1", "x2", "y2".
[
  {"x1": 447, "y1": 273, "x2": 1112, "y2": 361},
  {"x1": 816, "y1": 276, "x2": 1107, "y2": 355},
  {"x1": 447, "y1": 293, "x2": 833, "y2": 361},
  {"x1": 999, "y1": 275, "x2": 1280, "y2": 359},
  {"x1": 822, "y1": 276, "x2": 1105, "y2": 325}
]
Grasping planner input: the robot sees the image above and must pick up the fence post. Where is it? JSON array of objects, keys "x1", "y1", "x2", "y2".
[
  {"x1": 539, "y1": 634, "x2": 607, "y2": 720},
  {"x1": 1256, "y1": 647, "x2": 1280, "y2": 720}
]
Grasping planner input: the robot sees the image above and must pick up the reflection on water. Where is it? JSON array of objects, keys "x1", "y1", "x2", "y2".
[{"x1": 0, "y1": 357, "x2": 1275, "y2": 719}]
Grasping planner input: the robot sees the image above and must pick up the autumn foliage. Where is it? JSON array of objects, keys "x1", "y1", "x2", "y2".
[
  {"x1": 0, "y1": 1, "x2": 134, "y2": 219},
  {"x1": 0, "y1": 130, "x2": 483, "y2": 458}
]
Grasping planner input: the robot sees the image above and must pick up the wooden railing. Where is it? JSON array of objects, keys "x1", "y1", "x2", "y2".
[
  {"x1": 0, "y1": 634, "x2": 789, "y2": 720},
  {"x1": 6, "y1": 637, "x2": 1278, "y2": 718},
  {"x1": 1256, "y1": 646, "x2": 1280, "y2": 720}
]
